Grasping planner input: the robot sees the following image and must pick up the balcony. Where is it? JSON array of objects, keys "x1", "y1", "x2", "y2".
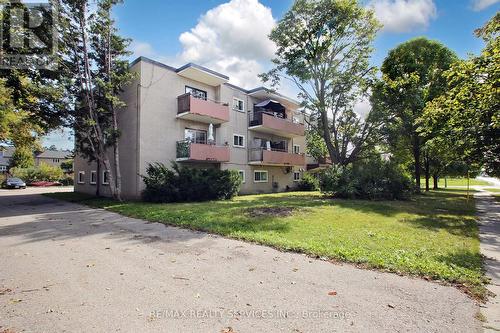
[
  {"x1": 177, "y1": 93, "x2": 229, "y2": 124},
  {"x1": 176, "y1": 140, "x2": 230, "y2": 163},
  {"x1": 249, "y1": 111, "x2": 304, "y2": 138},
  {"x1": 248, "y1": 148, "x2": 305, "y2": 166}
]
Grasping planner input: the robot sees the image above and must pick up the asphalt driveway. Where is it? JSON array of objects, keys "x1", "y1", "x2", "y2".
[{"x1": 0, "y1": 188, "x2": 481, "y2": 332}]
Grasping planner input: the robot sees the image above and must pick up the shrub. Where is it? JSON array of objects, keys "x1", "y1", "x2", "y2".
[
  {"x1": 296, "y1": 172, "x2": 319, "y2": 191},
  {"x1": 10, "y1": 163, "x2": 64, "y2": 183},
  {"x1": 142, "y1": 162, "x2": 242, "y2": 203},
  {"x1": 320, "y1": 157, "x2": 413, "y2": 200},
  {"x1": 60, "y1": 175, "x2": 74, "y2": 186}
]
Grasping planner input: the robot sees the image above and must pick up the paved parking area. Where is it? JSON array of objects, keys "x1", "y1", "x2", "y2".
[{"x1": 0, "y1": 188, "x2": 480, "y2": 332}]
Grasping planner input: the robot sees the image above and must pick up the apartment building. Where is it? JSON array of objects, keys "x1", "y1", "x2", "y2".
[{"x1": 74, "y1": 57, "x2": 309, "y2": 199}]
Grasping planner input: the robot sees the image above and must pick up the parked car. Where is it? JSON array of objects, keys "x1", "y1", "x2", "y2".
[{"x1": 2, "y1": 177, "x2": 27, "y2": 189}]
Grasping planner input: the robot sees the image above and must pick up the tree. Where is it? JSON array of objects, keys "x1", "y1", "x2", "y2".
[
  {"x1": 375, "y1": 38, "x2": 457, "y2": 192},
  {"x1": 61, "y1": 0, "x2": 134, "y2": 200},
  {"x1": 0, "y1": 2, "x2": 68, "y2": 146},
  {"x1": 9, "y1": 146, "x2": 35, "y2": 169},
  {"x1": 421, "y1": 13, "x2": 500, "y2": 177},
  {"x1": 261, "y1": 0, "x2": 382, "y2": 166},
  {"x1": 305, "y1": 129, "x2": 328, "y2": 161}
]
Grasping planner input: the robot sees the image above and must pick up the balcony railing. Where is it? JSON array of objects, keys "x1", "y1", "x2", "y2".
[
  {"x1": 176, "y1": 140, "x2": 230, "y2": 163},
  {"x1": 248, "y1": 148, "x2": 305, "y2": 166},
  {"x1": 177, "y1": 93, "x2": 229, "y2": 124},
  {"x1": 249, "y1": 110, "x2": 304, "y2": 138}
]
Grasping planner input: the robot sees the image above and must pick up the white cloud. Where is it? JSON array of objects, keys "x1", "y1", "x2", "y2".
[
  {"x1": 178, "y1": 0, "x2": 277, "y2": 88},
  {"x1": 471, "y1": 0, "x2": 499, "y2": 11},
  {"x1": 368, "y1": 0, "x2": 437, "y2": 33}
]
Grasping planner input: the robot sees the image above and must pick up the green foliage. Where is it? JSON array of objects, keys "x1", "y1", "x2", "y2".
[
  {"x1": 296, "y1": 172, "x2": 319, "y2": 191},
  {"x1": 320, "y1": 156, "x2": 413, "y2": 200},
  {"x1": 142, "y1": 162, "x2": 242, "y2": 203},
  {"x1": 305, "y1": 130, "x2": 328, "y2": 161},
  {"x1": 375, "y1": 37, "x2": 458, "y2": 188},
  {"x1": 60, "y1": 175, "x2": 74, "y2": 186},
  {"x1": 60, "y1": 159, "x2": 74, "y2": 173},
  {"x1": 420, "y1": 13, "x2": 500, "y2": 176},
  {"x1": 9, "y1": 146, "x2": 34, "y2": 168},
  {"x1": 10, "y1": 163, "x2": 64, "y2": 183},
  {"x1": 261, "y1": 0, "x2": 382, "y2": 166}
]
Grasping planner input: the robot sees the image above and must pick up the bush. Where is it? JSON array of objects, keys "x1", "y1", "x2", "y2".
[
  {"x1": 296, "y1": 172, "x2": 319, "y2": 191},
  {"x1": 142, "y1": 162, "x2": 242, "y2": 203},
  {"x1": 10, "y1": 163, "x2": 64, "y2": 183},
  {"x1": 320, "y1": 157, "x2": 413, "y2": 200},
  {"x1": 60, "y1": 175, "x2": 74, "y2": 186}
]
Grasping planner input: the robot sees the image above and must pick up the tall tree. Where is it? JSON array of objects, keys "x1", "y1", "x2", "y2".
[
  {"x1": 421, "y1": 13, "x2": 500, "y2": 177},
  {"x1": 0, "y1": 1, "x2": 68, "y2": 149},
  {"x1": 375, "y1": 38, "x2": 457, "y2": 192},
  {"x1": 261, "y1": 0, "x2": 382, "y2": 166},
  {"x1": 60, "y1": 0, "x2": 133, "y2": 200}
]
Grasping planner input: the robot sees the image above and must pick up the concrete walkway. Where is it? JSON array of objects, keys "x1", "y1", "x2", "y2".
[
  {"x1": 0, "y1": 188, "x2": 481, "y2": 333},
  {"x1": 476, "y1": 187, "x2": 500, "y2": 331}
]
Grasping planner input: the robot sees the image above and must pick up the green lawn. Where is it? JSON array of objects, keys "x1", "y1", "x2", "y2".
[
  {"x1": 422, "y1": 177, "x2": 491, "y2": 188},
  {"x1": 46, "y1": 190, "x2": 486, "y2": 298}
]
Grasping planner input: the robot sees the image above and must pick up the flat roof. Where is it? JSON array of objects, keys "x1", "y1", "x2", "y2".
[{"x1": 130, "y1": 56, "x2": 298, "y2": 104}]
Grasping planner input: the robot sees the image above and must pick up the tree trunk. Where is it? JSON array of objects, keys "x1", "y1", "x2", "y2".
[
  {"x1": 424, "y1": 153, "x2": 430, "y2": 192},
  {"x1": 433, "y1": 174, "x2": 439, "y2": 190},
  {"x1": 112, "y1": 109, "x2": 122, "y2": 201},
  {"x1": 413, "y1": 135, "x2": 421, "y2": 193},
  {"x1": 96, "y1": 161, "x2": 100, "y2": 196}
]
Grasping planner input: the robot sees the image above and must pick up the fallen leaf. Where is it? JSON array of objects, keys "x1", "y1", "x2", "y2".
[
  {"x1": 292, "y1": 268, "x2": 299, "y2": 272},
  {"x1": 9, "y1": 298, "x2": 22, "y2": 303},
  {"x1": 221, "y1": 327, "x2": 236, "y2": 333},
  {"x1": 387, "y1": 304, "x2": 395, "y2": 309},
  {"x1": 0, "y1": 288, "x2": 12, "y2": 295},
  {"x1": 328, "y1": 291, "x2": 337, "y2": 296},
  {"x1": 195, "y1": 293, "x2": 200, "y2": 298},
  {"x1": 86, "y1": 263, "x2": 95, "y2": 268}
]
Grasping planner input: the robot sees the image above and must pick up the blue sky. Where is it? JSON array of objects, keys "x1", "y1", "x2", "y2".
[{"x1": 45, "y1": 0, "x2": 499, "y2": 150}]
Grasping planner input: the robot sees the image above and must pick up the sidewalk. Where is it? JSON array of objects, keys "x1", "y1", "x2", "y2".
[{"x1": 476, "y1": 188, "x2": 500, "y2": 331}]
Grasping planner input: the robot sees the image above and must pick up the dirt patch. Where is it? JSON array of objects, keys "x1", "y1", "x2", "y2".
[{"x1": 245, "y1": 206, "x2": 297, "y2": 218}]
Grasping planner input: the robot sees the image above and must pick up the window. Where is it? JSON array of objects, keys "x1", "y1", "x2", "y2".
[
  {"x1": 233, "y1": 98, "x2": 244, "y2": 112},
  {"x1": 0, "y1": 165, "x2": 6, "y2": 172},
  {"x1": 254, "y1": 170, "x2": 268, "y2": 183},
  {"x1": 185, "y1": 128, "x2": 207, "y2": 144},
  {"x1": 53, "y1": 158, "x2": 60, "y2": 163},
  {"x1": 238, "y1": 170, "x2": 245, "y2": 183},
  {"x1": 293, "y1": 171, "x2": 301, "y2": 182},
  {"x1": 90, "y1": 171, "x2": 97, "y2": 185},
  {"x1": 78, "y1": 171, "x2": 85, "y2": 184},
  {"x1": 293, "y1": 145, "x2": 300, "y2": 154},
  {"x1": 102, "y1": 170, "x2": 110, "y2": 185},
  {"x1": 233, "y1": 134, "x2": 245, "y2": 148},
  {"x1": 185, "y1": 86, "x2": 207, "y2": 100}
]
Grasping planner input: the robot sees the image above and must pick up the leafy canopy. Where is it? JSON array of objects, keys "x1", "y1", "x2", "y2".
[{"x1": 261, "y1": 0, "x2": 381, "y2": 166}]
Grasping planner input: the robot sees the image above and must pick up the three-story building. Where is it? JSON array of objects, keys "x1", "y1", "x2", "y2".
[{"x1": 74, "y1": 57, "x2": 308, "y2": 199}]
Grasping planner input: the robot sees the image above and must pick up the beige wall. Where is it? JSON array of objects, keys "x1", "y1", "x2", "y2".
[
  {"x1": 75, "y1": 58, "x2": 307, "y2": 199},
  {"x1": 35, "y1": 158, "x2": 71, "y2": 168}
]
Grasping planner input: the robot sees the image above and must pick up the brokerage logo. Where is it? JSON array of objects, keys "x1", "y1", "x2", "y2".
[{"x1": 0, "y1": 1, "x2": 57, "y2": 69}]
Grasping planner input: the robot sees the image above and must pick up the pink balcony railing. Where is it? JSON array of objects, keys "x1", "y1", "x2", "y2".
[
  {"x1": 177, "y1": 93, "x2": 229, "y2": 124},
  {"x1": 248, "y1": 148, "x2": 305, "y2": 166},
  {"x1": 176, "y1": 140, "x2": 229, "y2": 163}
]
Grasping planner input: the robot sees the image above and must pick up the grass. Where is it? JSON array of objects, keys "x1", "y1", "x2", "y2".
[
  {"x1": 421, "y1": 177, "x2": 492, "y2": 188},
  {"x1": 46, "y1": 190, "x2": 487, "y2": 299}
]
